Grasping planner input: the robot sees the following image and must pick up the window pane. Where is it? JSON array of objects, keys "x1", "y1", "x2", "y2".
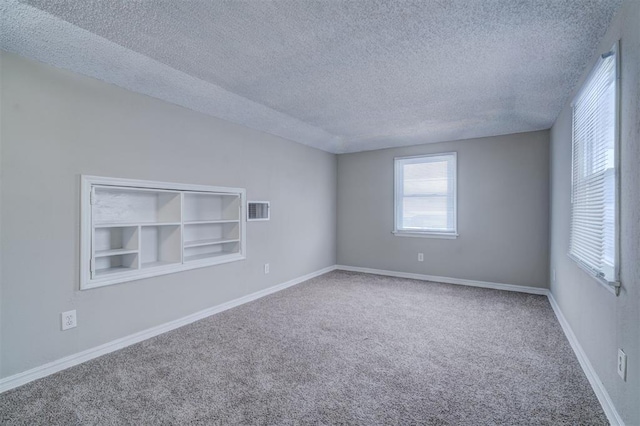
[
  {"x1": 603, "y1": 168, "x2": 615, "y2": 266},
  {"x1": 402, "y1": 196, "x2": 448, "y2": 230},
  {"x1": 569, "y1": 42, "x2": 618, "y2": 284},
  {"x1": 403, "y1": 161, "x2": 449, "y2": 196}
]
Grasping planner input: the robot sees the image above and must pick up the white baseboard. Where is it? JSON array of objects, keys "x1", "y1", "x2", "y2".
[
  {"x1": 547, "y1": 293, "x2": 624, "y2": 426},
  {"x1": 0, "y1": 265, "x2": 337, "y2": 394},
  {"x1": 335, "y1": 265, "x2": 549, "y2": 295}
]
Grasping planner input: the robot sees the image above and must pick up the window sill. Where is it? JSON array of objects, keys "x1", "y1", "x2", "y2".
[
  {"x1": 566, "y1": 252, "x2": 620, "y2": 296},
  {"x1": 392, "y1": 231, "x2": 458, "y2": 240}
]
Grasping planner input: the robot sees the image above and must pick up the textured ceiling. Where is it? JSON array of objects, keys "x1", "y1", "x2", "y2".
[{"x1": 1, "y1": 0, "x2": 622, "y2": 153}]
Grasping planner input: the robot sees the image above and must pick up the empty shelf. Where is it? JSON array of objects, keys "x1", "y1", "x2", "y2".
[
  {"x1": 95, "y1": 248, "x2": 138, "y2": 257},
  {"x1": 94, "y1": 266, "x2": 137, "y2": 277},
  {"x1": 184, "y1": 251, "x2": 239, "y2": 263},
  {"x1": 141, "y1": 260, "x2": 179, "y2": 269},
  {"x1": 184, "y1": 220, "x2": 239, "y2": 225},
  {"x1": 183, "y1": 238, "x2": 240, "y2": 248}
]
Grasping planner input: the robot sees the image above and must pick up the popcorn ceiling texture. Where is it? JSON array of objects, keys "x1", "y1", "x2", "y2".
[{"x1": 1, "y1": 0, "x2": 622, "y2": 153}]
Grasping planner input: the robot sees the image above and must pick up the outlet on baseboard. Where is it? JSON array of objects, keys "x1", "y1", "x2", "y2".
[
  {"x1": 418, "y1": 253, "x2": 424, "y2": 262},
  {"x1": 264, "y1": 263, "x2": 270, "y2": 274},
  {"x1": 617, "y1": 349, "x2": 627, "y2": 381},
  {"x1": 61, "y1": 310, "x2": 77, "y2": 331}
]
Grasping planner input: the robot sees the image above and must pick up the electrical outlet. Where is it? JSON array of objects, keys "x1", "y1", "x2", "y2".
[
  {"x1": 264, "y1": 263, "x2": 270, "y2": 274},
  {"x1": 418, "y1": 253, "x2": 424, "y2": 262},
  {"x1": 552, "y1": 268, "x2": 556, "y2": 282},
  {"x1": 617, "y1": 349, "x2": 627, "y2": 381},
  {"x1": 61, "y1": 310, "x2": 77, "y2": 331}
]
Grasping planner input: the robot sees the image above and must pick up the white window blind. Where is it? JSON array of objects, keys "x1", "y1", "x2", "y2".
[
  {"x1": 394, "y1": 153, "x2": 457, "y2": 237},
  {"x1": 570, "y1": 42, "x2": 619, "y2": 291}
]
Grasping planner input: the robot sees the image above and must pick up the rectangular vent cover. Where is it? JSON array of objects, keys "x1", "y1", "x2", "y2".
[{"x1": 248, "y1": 201, "x2": 270, "y2": 221}]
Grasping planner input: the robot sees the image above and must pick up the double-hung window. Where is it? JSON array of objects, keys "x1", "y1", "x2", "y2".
[
  {"x1": 569, "y1": 41, "x2": 620, "y2": 294},
  {"x1": 394, "y1": 153, "x2": 457, "y2": 238}
]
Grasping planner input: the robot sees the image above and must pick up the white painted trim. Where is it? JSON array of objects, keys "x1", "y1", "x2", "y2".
[
  {"x1": 0, "y1": 265, "x2": 336, "y2": 394},
  {"x1": 82, "y1": 175, "x2": 246, "y2": 194},
  {"x1": 547, "y1": 293, "x2": 625, "y2": 426},
  {"x1": 335, "y1": 265, "x2": 549, "y2": 295}
]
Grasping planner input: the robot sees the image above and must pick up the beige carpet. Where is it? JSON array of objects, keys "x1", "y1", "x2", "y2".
[{"x1": 0, "y1": 271, "x2": 606, "y2": 425}]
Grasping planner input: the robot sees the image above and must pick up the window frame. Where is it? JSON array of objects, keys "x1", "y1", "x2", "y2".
[
  {"x1": 568, "y1": 40, "x2": 621, "y2": 296},
  {"x1": 393, "y1": 152, "x2": 458, "y2": 239}
]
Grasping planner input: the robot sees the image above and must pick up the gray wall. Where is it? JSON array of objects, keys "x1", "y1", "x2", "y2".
[
  {"x1": 0, "y1": 52, "x2": 337, "y2": 378},
  {"x1": 337, "y1": 131, "x2": 550, "y2": 288},
  {"x1": 549, "y1": 1, "x2": 639, "y2": 423}
]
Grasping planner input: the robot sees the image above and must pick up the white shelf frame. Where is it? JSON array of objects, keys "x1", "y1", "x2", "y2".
[
  {"x1": 183, "y1": 238, "x2": 241, "y2": 248},
  {"x1": 81, "y1": 175, "x2": 246, "y2": 290},
  {"x1": 94, "y1": 248, "x2": 139, "y2": 257},
  {"x1": 183, "y1": 219, "x2": 240, "y2": 225}
]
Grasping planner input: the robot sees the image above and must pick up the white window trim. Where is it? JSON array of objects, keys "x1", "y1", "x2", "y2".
[
  {"x1": 393, "y1": 152, "x2": 458, "y2": 239},
  {"x1": 568, "y1": 40, "x2": 621, "y2": 296}
]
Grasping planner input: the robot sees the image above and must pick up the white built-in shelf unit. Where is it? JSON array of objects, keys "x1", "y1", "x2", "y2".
[{"x1": 81, "y1": 175, "x2": 246, "y2": 289}]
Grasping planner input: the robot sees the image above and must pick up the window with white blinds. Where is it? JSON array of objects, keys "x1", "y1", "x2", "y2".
[
  {"x1": 570, "y1": 41, "x2": 619, "y2": 291},
  {"x1": 394, "y1": 153, "x2": 457, "y2": 237}
]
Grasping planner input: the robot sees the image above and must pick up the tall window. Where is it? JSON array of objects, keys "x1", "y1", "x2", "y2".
[
  {"x1": 570, "y1": 42, "x2": 619, "y2": 292},
  {"x1": 394, "y1": 153, "x2": 457, "y2": 238}
]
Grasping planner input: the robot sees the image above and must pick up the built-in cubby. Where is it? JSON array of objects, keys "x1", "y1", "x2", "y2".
[
  {"x1": 93, "y1": 187, "x2": 181, "y2": 225},
  {"x1": 141, "y1": 225, "x2": 181, "y2": 269},
  {"x1": 82, "y1": 176, "x2": 246, "y2": 289},
  {"x1": 183, "y1": 192, "x2": 240, "y2": 223},
  {"x1": 94, "y1": 253, "x2": 139, "y2": 277},
  {"x1": 183, "y1": 222, "x2": 240, "y2": 247},
  {"x1": 94, "y1": 226, "x2": 138, "y2": 256},
  {"x1": 184, "y1": 242, "x2": 240, "y2": 263}
]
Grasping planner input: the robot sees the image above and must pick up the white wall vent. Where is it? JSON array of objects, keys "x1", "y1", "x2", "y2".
[{"x1": 248, "y1": 201, "x2": 270, "y2": 221}]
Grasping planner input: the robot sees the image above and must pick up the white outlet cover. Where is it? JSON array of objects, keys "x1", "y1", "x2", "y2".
[
  {"x1": 61, "y1": 310, "x2": 77, "y2": 331},
  {"x1": 617, "y1": 349, "x2": 627, "y2": 381},
  {"x1": 418, "y1": 253, "x2": 424, "y2": 262},
  {"x1": 264, "y1": 263, "x2": 270, "y2": 274}
]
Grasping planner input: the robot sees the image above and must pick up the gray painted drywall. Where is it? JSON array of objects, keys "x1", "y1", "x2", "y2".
[
  {"x1": 0, "y1": 52, "x2": 337, "y2": 378},
  {"x1": 549, "y1": 1, "x2": 639, "y2": 423},
  {"x1": 337, "y1": 131, "x2": 549, "y2": 288}
]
